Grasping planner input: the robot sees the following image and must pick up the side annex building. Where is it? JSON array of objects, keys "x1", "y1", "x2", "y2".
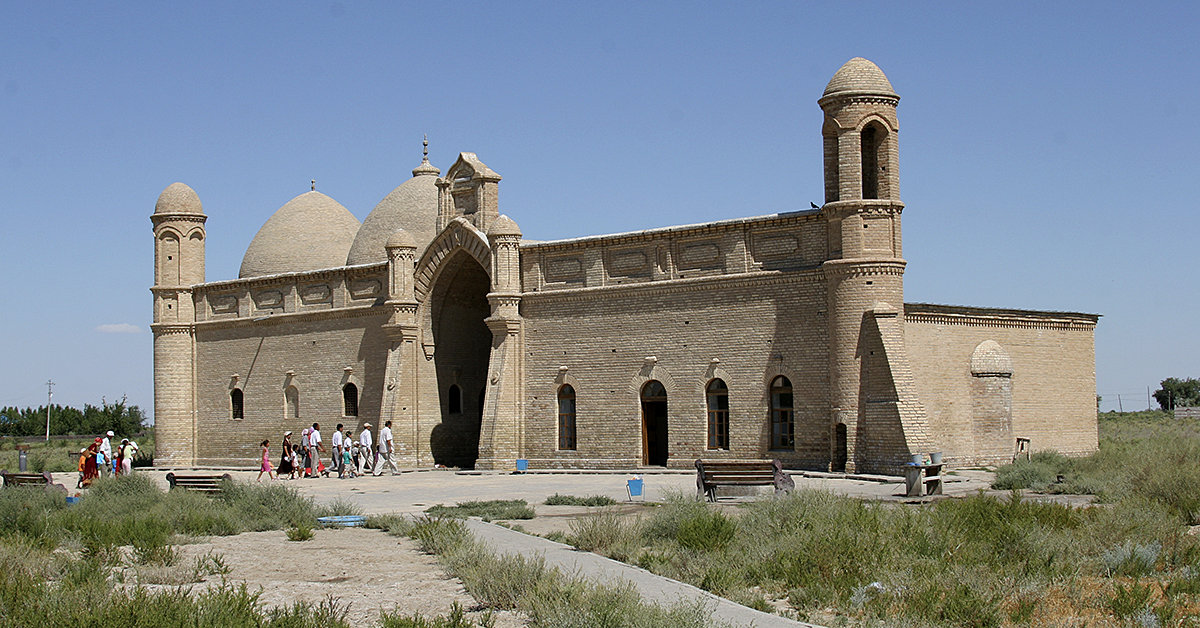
[{"x1": 150, "y1": 58, "x2": 1098, "y2": 474}]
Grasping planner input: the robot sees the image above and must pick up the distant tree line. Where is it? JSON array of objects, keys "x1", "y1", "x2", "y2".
[
  {"x1": 0, "y1": 396, "x2": 147, "y2": 437},
  {"x1": 1154, "y1": 378, "x2": 1200, "y2": 411}
]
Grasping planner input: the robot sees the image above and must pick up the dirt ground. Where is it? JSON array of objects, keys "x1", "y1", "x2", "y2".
[{"x1": 170, "y1": 527, "x2": 525, "y2": 627}]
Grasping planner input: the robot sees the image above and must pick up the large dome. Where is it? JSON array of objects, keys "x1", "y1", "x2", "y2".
[
  {"x1": 239, "y1": 191, "x2": 361, "y2": 278},
  {"x1": 155, "y1": 182, "x2": 203, "y2": 215},
  {"x1": 822, "y1": 57, "x2": 897, "y2": 98},
  {"x1": 346, "y1": 158, "x2": 441, "y2": 266}
]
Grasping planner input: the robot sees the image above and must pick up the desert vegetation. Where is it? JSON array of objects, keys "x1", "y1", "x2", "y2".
[{"x1": 560, "y1": 412, "x2": 1200, "y2": 626}]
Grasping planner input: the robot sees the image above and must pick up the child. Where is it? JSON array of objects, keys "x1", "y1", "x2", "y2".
[
  {"x1": 290, "y1": 444, "x2": 302, "y2": 480},
  {"x1": 340, "y1": 429, "x2": 355, "y2": 478},
  {"x1": 257, "y1": 439, "x2": 277, "y2": 481}
]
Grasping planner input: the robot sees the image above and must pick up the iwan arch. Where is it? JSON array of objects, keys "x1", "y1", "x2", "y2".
[{"x1": 150, "y1": 59, "x2": 1098, "y2": 473}]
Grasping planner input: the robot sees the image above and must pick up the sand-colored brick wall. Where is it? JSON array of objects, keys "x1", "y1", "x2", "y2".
[
  {"x1": 904, "y1": 304, "x2": 1098, "y2": 465},
  {"x1": 521, "y1": 272, "x2": 831, "y2": 470},
  {"x1": 192, "y1": 311, "x2": 389, "y2": 466}
]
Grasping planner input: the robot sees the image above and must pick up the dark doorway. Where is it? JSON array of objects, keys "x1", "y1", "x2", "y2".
[
  {"x1": 641, "y1": 380, "x2": 668, "y2": 466},
  {"x1": 833, "y1": 423, "x2": 848, "y2": 472},
  {"x1": 429, "y1": 251, "x2": 492, "y2": 469}
]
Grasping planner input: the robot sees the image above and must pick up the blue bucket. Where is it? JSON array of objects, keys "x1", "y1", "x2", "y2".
[
  {"x1": 515, "y1": 459, "x2": 529, "y2": 472},
  {"x1": 627, "y1": 478, "x2": 643, "y2": 497},
  {"x1": 66, "y1": 496, "x2": 81, "y2": 505}
]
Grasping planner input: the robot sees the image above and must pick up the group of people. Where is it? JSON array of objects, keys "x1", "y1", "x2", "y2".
[
  {"x1": 77, "y1": 430, "x2": 139, "y2": 488},
  {"x1": 258, "y1": 420, "x2": 400, "y2": 481}
]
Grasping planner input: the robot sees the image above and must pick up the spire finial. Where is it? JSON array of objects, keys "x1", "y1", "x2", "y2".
[
  {"x1": 422, "y1": 135, "x2": 429, "y2": 162},
  {"x1": 311, "y1": 179, "x2": 315, "y2": 192},
  {"x1": 412, "y1": 135, "x2": 441, "y2": 177}
]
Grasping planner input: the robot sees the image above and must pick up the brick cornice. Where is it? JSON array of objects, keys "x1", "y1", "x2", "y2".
[
  {"x1": 904, "y1": 303, "x2": 1098, "y2": 331},
  {"x1": 521, "y1": 211, "x2": 822, "y2": 253},
  {"x1": 821, "y1": 259, "x2": 906, "y2": 278},
  {"x1": 521, "y1": 269, "x2": 823, "y2": 304},
  {"x1": 150, "y1": 323, "x2": 195, "y2": 336},
  {"x1": 194, "y1": 303, "x2": 385, "y2": 331}
]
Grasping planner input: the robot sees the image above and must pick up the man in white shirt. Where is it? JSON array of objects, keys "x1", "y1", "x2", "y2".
[
  {"x1": 374, "y1": 420, "x2": 398, "y2": 476},
  {"x1": 308, "y1": 423, "x2": 324, "y2": 478},
  {"x1": 99, "y1": 431, "x2": 114, "y2": 477},
  {"x1": 358, "y1": 423, "x2": 373, "y2": 475},
  {"x1": 331, "y1": 423, "x2": 344, "y2": 478}
]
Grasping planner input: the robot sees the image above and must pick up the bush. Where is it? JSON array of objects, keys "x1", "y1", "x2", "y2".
[
  {"x1": 567, "y1": 508, "x2": 642, "y2": 561},
  {"x1": 544, "y1": 493, "x2": 618, "y2": 507},
  {"x1": 425, "y1": 499, "x2": 534, "y2": 521},
  {"x1": 675, "y1": 508, "x2": 736, "y2": 552},
  {"x1": 286, "y1": 523, "x2": 315, "y2": 541}
]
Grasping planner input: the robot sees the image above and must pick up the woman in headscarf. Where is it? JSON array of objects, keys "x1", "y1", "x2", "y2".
[
  {"x1": 80, "y1": 438, "x2": 101, "y2": 488},
  {"x1": 278, "y1": 430, "x2": 295, "y2": 478}
]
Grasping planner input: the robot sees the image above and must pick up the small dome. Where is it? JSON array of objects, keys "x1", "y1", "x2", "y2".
[
  {"x1": 971, "y1": 340, "x2": 1013, "y2": 376},
  {"x1": 239, "y1": 191, "x2": 361, "y2": 278},
  {"x1": 385, "y1": 228, "x2": 416, "y2": 249},
  {"x1": 346, "y1": 160, "x2": 440, "y2": 265},
  {"x1": 487, "y1": 214, "x2": 522, "y2": 237},
  {"x1": 823, "y1": 57, "x2": 897, "y2": 98},
  {"x1": 155, "y1": 182, "x2": 203, "y2": 215}
]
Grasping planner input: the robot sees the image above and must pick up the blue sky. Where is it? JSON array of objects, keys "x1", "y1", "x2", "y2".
[{"x1": 1, "y1": 2, "x2": 1196, "y2": 414}]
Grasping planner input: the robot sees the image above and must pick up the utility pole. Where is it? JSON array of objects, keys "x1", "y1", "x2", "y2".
[{"x1": 45, "y1": 380, "x2": 54, "y2": 442}]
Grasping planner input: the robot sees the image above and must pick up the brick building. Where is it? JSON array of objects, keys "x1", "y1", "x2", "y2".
[{"x1": 150, "y1": 58, "x2": 1098, "y2": 473}]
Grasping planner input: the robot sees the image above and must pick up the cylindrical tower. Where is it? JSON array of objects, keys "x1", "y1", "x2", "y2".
[
  {"x1": 819, "y1": 58, "x2": 907, "y2": 472},
  {"x1": 150, "y1": 182, "x2": 206, "y2": 466}
]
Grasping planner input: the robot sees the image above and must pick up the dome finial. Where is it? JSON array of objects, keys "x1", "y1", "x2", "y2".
[
  {"x1": 311, "y1": 179, "x2": 316, "y2": 192},
  {"x1": 411, "y1": 135, "x2": 441, "y2": 177}
]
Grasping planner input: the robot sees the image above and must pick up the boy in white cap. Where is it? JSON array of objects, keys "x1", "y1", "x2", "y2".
[{"x1": 358, "y1": 423, "x2": 373, "y2": 475}]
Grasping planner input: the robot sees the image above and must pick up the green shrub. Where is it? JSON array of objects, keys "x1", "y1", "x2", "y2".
[
  {"x1": 410, "y1": 516, "x2": 471, "y2": 556},
  {"x1": 567, "y1": 508, "x2": 642, "y2": 560},
  {"x1": 425, "y1": 499, "x2": 534, "y2": 521},
  {"x1": 1108, "y1": 579, "x2": 1154, "y2": 620},
  {"x1": 1101, "y1": 540, "x2": 1161, "y2": 577},
  {"x1": 675, "y1": 508, "x2": 735, "y2": 552},
  {"x1": 316, "y1": 497, "x2": 364, "y2": 518},
  {"x1": 286, "y1": 523, "x2": 315, "y2": 541},
  {"x1": 380, "y1": 602, "x2": 473, "y2": 628},
  {"x1": 544, "y1": 493, "x2": 618, "y2": 507},
  {"x1": 366, "y1": 513, "x2": 412, "y2": 536}
]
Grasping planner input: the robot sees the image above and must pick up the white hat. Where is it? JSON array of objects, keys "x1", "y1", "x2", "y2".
[
  {"x1": 284, "y1": 430, "x2": 292, "y2": 436},
  {"x1": 106, "y1": 430, "x2": 114, "y2": 436}
]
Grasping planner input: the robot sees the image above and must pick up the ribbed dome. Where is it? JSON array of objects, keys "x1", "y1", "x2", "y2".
[
  {"x1": 155, "y1": 182, "x2": 203, "y2": 215},
  {"x1": 823, "y1": 57, "x2": 897, "y2": 98},
  {"x1": 971, "y1": 340, "x2": 1013, "y2": 376},
  {"x1": 239, "y1": 191, "x2": 361, "y2": 278},
  {"x1": 346, "y1": 159, "x2": 441, "y2": 265},
  {"x1": 487, "y1": 214, "x2": 521, "y2": 237}
]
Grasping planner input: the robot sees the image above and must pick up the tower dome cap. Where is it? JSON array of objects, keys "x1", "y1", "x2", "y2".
[
  {"x1": 822, "y1": 57, "x2": 897, "y2": 99},
  {"x1": 155, "y1": 182, "x2": 204, "y2": 215},
  {"x1": 487, "y1": 214, "x2": 521, "y2": 237},
  {"x1": 384, "y1": 228, "x2": 416, "y2": 249}
]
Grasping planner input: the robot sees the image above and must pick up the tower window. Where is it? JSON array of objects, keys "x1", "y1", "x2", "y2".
[
  {"x1": 448, "y1": 384, "x2": 462, "y2": 414},
  {"x1": 558, "y1": 384, "x2": 577, "y2": 450},
  {"x1": 230, "y1": 389, "x2": 244, "y2": 420},
  {"x1": 343, "y1": 383, "x2": 358, "y2": 417},
  {"x1": 769, "y1": 376, "x2": 794, "y2": 450},
  {"x1": 706, "y1": 379, "x2": 729, "y2": 450},
  {"x1": 861, "y1": 125, "x2": 879, "y2": 199}
]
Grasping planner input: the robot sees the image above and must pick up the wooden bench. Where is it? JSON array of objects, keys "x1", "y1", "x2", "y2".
[
  {"x1": 1, "y1": 470, "x2": 67, "y2": 492},
  {"x1": 695, "y1": 459, "x2": 795, "y2": 502},
  {"x1": 165, "y1": 473, "x2": 232, "y2": 493}
]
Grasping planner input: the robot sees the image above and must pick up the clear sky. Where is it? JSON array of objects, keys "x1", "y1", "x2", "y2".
[{"x1": 1, "y1": 2, "x2": 1196, "y2": 415}]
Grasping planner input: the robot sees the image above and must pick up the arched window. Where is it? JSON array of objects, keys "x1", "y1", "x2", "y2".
[
  {"x1": 860, "y1": 122, "x2": 886, "y2": 199},
  {"x1": 230, "y1": 389, "x2": 244, "y2": 420},
  {"x1": 342, "y1": 383, "x2": 358, "y2": 417},
  {"x1": 448, "y1": 384, "x2": 462, "y2": 414},
  {"x1": 769, "y1": 376, "x2": 794, "y2": 450},
  {"x1": 558, "y1": 385, "x2": 577, "y2": 450},
  {"x1": 706, "y1": 379, "x2": 729, "y2": 450},
  {"x1": 285, "y1": 385, "x2": 299, "y2": 419}
]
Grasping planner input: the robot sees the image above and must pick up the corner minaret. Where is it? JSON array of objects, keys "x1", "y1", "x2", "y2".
[
  {"x1": 819, "y1": 58, "x2": 930, "y2": 473},
  {"x1": 150, "y1": 182, "x2": 206, "y2": 466}
]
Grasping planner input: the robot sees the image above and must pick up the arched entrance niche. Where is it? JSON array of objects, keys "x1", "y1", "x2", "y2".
[
  {"x1": 427, "y1": 249, "x2": 492, "y2": 468},
  {"x1": 641, "y1": 380, "x2": 668, "y2": 466}
]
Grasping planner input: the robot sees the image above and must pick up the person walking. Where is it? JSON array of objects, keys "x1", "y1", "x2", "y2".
[
  {"x1": 300, "y1": 428, "x2": 311, "y2": 476},
  {"x1": 358, "y1": 423, "x2": 373, "y2": 475},
  {"x1": 339, "y1": 429, "x2": 355, "y2": 478},
  {"x1": 278, "y1": 431, "x2": 295, "y2": 478},
  {"x1": 308, "y1": 423, "x2": 324, "y2": 479},
  {"x1": 120, "y1": 439, "x2": 135, "y2": 475},
  {"x1": 257, "y1": 439, "x2": 277, "y2": 481},
  {"x1": 99, "y1": 431, "x2": 114, "y2": 477},
  {"x1": 374, "y1": 420, "x2": 399, "y2": 476},
  {"x1": 331, "y1": 423, "x2": 344, "y2": 478}
]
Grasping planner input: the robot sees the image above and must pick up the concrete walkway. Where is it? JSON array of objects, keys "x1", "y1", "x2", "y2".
[{"x1": 465, "y1": 518, "x2": 818, "y2": 628}]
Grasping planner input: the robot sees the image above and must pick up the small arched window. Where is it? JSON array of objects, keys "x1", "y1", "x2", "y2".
[
  {"x1": 230, "y1": 388, "x2": 244, "y2": 420},
  {"x1": 343, "y1": 383, "x2": 358, "y2": 417},
  {"x1": 448, "y1": 384, "x2": 462, "y2": 414},
  {"x1": 285, "y1": 385, "x2": 299, "y2": 419},
  {"x1": 558, "y1": 384, "x2": 577, "y2": 450},
  {"x1": 769, "y1": 376, "x2": 794, "y2": 450},
  {"x1": 860, "y1": 122, "x2": 886, "y2": 199},
  {"x1": 706, "y1": 379, "x2": 729, "y2": 450}
]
